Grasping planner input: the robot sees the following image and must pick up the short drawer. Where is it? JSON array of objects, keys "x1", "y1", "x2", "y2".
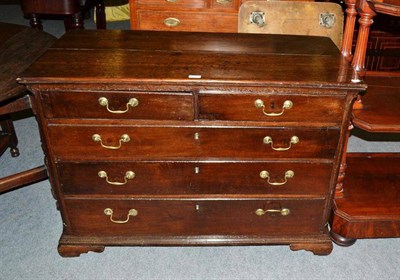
[
  {"x1": 198, "y1": 93, "x2": 345, "y2": 124},
  {"x1": 64, "y1": 198, "x2": 326, "y2": 236},
  {"x1": 137, "y1": 11, "x2": 238, "y2": 33},
  {"x1": 48, "y1": 125, "x2": 340, "y2": 160},
  {"x1": 40, "y1": 91, "x2": 194, "y2": 120},
  {"x1": 137, "y1": 0, "x2": 206, "y2": 9},
  {"x1": 58, "y1": 161, "x2": 332, "y2": 196},
  {"x1": 209, "y1": 0, "x2": 236, "y2": 10}
]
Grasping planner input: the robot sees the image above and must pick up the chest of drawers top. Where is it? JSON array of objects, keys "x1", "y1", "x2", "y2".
[{"x1": 19, "y1": 30, "x2": 365, "y2": 92}]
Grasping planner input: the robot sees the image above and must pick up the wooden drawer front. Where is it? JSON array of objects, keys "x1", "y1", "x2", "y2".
[
  {"x1": 58, "y1": 161, "x2": 332, "y2": 196},
  {"x1": 48, "y1": 125, "x2": 340, "y2": 160},
  {"x1": 65, "y1": 198, "x2": 325, "y2": 236},
  {"x1": 210, "y1": 0, "x2": 236, "y2": 11},
  {"x1": 198, "y1": 94, "x2": 345, "y2": 124},
  {"x1": 137, "y1": 11, "x2": 238, "y2": 33},
  {"x1": 40, "y1": 91, "x2": 194, "y2": 120},
  {"x1": 137, "y1": 0, "x2": 206, "y2": 9}
]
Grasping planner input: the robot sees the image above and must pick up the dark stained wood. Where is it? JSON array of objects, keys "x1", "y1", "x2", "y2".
[
  {"x1": 58, "y1": 244, "x2": 105, "y2": 258},
  {"x1": 0, "y1": 22, "x2": 55, "y2": 103},
  {"x1": 51, "y1": 30, "x2": 341, "y2": 55},
  {"x1": 0, "y1": 166, "x2": 48, "y2": 193},
  {"x1": 352, "y1": 75, "x2": 400, "y2": 132},
  {"x1": 19, "y1": 31, "x2": 365, "y2": 90},
  {"x1": 64, "y1": 198, "x2": 326, "y2": 236},
  {"x1": 331, "y1": 154, "x2": 400, "y2": 239},
  {"x1": 19, "y1": 0, "x2": 106, "y2": 31},
  {"x1": 198, "y1": 93, "x2": 346, "y2": 124},
  {"x1": 0, "y1": 22, "x2": 54, "y2": 193},
  {"x1": 47, "y1": 125, "x2": 340, "y2": 160},
  {"x1": 19, "y1": 31, "x2": 365, "y2": 256},
  {"x1": 0, "y1": 95, "x2": 31, "y2": 116},
  {"x1": 40, "y1": 91, "x2": 194, "y2": 120},
  {"x1": 58, "y1": 161, "x2": 333, "y2": 196}
]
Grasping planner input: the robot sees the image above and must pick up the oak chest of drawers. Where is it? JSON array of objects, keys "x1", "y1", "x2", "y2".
[
  {"x1": 128, "y1": 0, "x2": 312, "y2": 32},
  {"x1": 19, "y1": 30, "x2": 366, "y2": 257}
]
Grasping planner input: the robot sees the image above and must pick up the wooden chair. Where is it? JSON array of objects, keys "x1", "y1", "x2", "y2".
[
  {"x1": 20, "y1": 0, "x2": 107, "y2": 30},
  {"x1": 0, "y1": 22, "x2": 56, "y2": 193}
]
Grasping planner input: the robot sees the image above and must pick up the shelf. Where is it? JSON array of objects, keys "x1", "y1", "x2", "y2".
[
  {"x1": 331, "y1": 153, "x2": 400, "y2": 239},
  {"x1": 352, "y1": 75, "x2": 400, "y2": 133}
]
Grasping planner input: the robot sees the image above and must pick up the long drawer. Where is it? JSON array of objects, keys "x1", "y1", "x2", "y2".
[
  {"x1": 40, "y1": 91, "x2": 194, "y2": 120},
  {"x1": 47, "y1": 125, "x2": 340, "y2": 160},
  {"x1": 57, "y1": 161, "x2": 332, "y2": 196},
  {"x1": 64, "y1": 198, "x2": 326, "y2": 236}
]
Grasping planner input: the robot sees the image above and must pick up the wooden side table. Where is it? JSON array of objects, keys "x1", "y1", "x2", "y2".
[
  {"x1": 330, "y1": 0, "x2": 400, "y2": 245},
  {"x1": 0, "y1": 22, "x2": 55, "y2": 193},
  {"x1": 20, "y1": 0, "x2": 107, "y2": 30}
]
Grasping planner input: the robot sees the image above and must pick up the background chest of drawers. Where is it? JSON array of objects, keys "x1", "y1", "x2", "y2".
[
  {"x1": 19, "y1": 30, "x2": 366, "y2": 257},
  {"x1": 128, "y1": 0, "x2": 312, "y2": 32}
]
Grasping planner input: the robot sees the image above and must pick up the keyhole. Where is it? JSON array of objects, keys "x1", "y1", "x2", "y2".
[{"x1": 270, "y1": 101, "x2": 275, "y2": 109}]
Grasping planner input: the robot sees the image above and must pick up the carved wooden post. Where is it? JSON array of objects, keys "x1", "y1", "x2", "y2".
[
  {"x1": 352, "y1": 0, "x2": 377, "y2": 76},
  {"x1": 341, "y1": 0, "x2": 358, "y2": 61}
]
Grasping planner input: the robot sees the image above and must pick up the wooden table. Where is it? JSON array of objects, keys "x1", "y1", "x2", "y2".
[{"x1": 0, "y1": 22, "x2": 55, "y2": 193}]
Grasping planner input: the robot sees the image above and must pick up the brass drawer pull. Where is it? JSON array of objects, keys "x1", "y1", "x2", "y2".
[
  {"x1": 92, "y1": 134, "x2": 130, "y2": 150},
  {"x1": 263, "y1": 136, "x2": 299, "y2": 151},
  {"x1": 259, "y1": 170, "x2": 294, "y2": 186},
  {"x1": 255, "y1": 208, "x2": 290, "y2": 216},
  {"x1": 254, "y1": 99, "x2": 293, "y2": 116},
  {"x1": 216, "y1": 0, "x2": 232, "y2": 4},
  {"x1": 165, "y1": 0, "x2": 178, "y2": 2},
  {"x1": 164, "y1": 17, "x2": 180, "y2": 27},
  {"x1": 98, "y1": 170, "x2": 135, "y2": 186},
  {"x1": 104, "y1": 208, "x2": 138, "y2": 224},
  {"x1": 98, "y1": 97, "x2": 139, "y2": 114}
]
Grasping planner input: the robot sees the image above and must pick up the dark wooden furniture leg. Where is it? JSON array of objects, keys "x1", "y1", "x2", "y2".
[
  {"x1": 0, "y1": 23, "x2": 56, "y2": 194},
  {"x1": 21, "y1": 0, "x2": 106, "y2": 31},
  {"x1": 28, "y1": 13, "x2": 43, "y2": 30},
  {"x1": 0, "y1": 117, "x2": 19, "y2": 157}
]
